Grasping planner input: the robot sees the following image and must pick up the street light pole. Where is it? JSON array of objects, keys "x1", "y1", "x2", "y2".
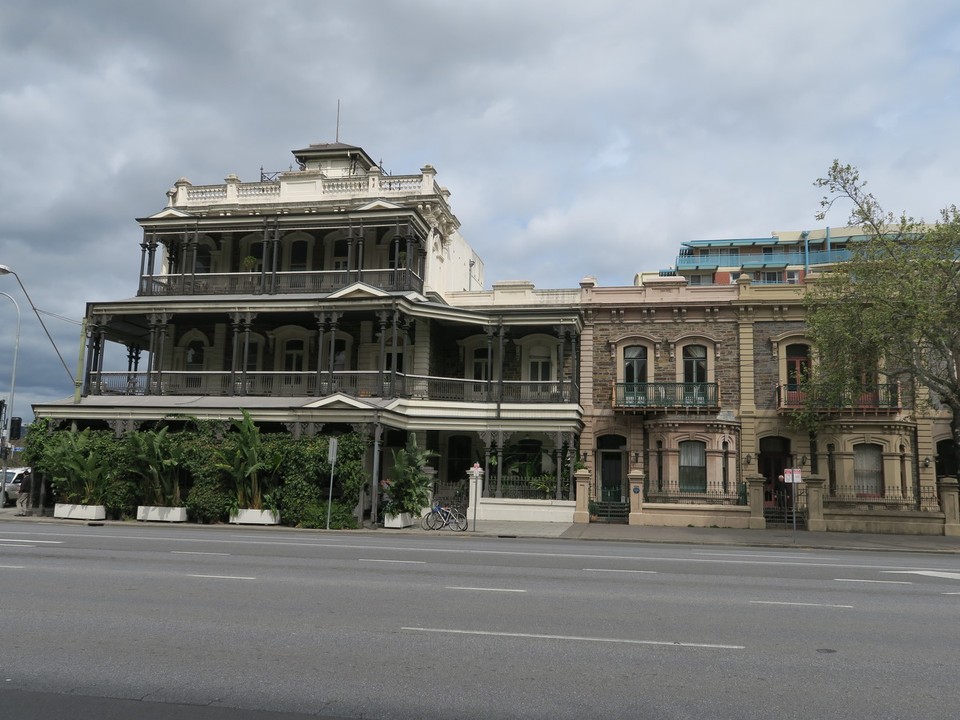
[
  {"x1": 0, "y1": 291, "x2": 20, "y2": 509},
  {"x1": 0, "y1": 264, "x2": 74, "y2": 385}
]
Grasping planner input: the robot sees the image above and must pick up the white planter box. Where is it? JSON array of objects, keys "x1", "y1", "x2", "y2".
[
  {"x1": 137, "y1": 506, "x2": 188, "y2": 523},
  {"x1": 229, "y1": 508, "x2": 280, "y2": 525},
  {"x1": 383, "y1": 512, "x2": 415, "y2": 528},
  {"x1": 54, "y1": 503, "x2": 106, "y2": 521}
]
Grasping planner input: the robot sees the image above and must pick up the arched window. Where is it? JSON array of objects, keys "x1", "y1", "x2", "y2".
[
  {"x1": 528, "y1": 344, "x2": 552, "y2": 382},
  {"x1": 679, "y1": 440, "x2": 707, "y2": 493},
  {"x1": 289, "y1": 239, "x2": 308, "y2": 272},
  {"x1": 854, "y1": 443, "x2": 883, "y2": 497},
  {"x1": 785, "y1": 344, "x2": 810, "y2": 390},
  {"x1": 472, "y1": 348, "x2": 490, "y2": 382},
  {"x1": 185, "y1": 341, "x2": 205, "y2": 371},
  {"x1": 284, "y1": 339, "x2": 305, "y2": 373},
  {"x1": 195, "y1": 245, "x2": 212, "y2": 274},
  {"x1": 683, "y1": 345, "x2": 707, "y2": 383},
  {"x1": 624, "y1": 345, "x2": 647, "y2": 384}
]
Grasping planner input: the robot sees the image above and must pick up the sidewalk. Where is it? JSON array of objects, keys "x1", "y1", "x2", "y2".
[{"x1": 2, "y1": 508, "x2": 959, "y2": 554}]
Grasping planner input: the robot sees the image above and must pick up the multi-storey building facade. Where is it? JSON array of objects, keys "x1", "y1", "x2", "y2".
[
  {"x1": 34, "y1": 143, "x2": 583, "y2": 514},
  {"x1": 31, "y1": 142, "x2": 957, "y2": 533}
]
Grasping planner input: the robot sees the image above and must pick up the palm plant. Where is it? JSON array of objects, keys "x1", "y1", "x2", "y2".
[
  {"x1": 46, "y1": 427, "x2": 113, "y2": 505},
  {"x1": 215, "y1": 409, "x2": 272, "y2": 510},
  {"x1": 382, "y1": 435, "x2": 436, "y2": 517},
  {"x1": 128, "y1": 426, "x2": 183, "y2": 506}
]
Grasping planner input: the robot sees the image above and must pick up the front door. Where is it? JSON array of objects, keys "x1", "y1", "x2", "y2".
[
  {"x1": 600, "y1": 451, "x2": 624, "y2": 502},
  {"x1": 759, "y1": 436, "x2": 791, "y2": 510}
]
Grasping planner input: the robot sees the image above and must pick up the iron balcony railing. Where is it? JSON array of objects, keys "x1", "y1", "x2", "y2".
[
  {"x1": 776, "y1": 383, "x2": 901, "y2": 414},
  {"x1": 88, "y1": 371, "x2": 580, "y2": 404},
  {"x1": 138, "y1": 268, "x2": 424, "y2": 297},
  {"x1": 613, "y1": 382, "x2": 719, "y2": 410}
]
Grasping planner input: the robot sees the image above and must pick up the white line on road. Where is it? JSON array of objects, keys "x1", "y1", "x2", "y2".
[
  {"x1": 883, "y1": 570, "x2": 960, "y2": 581},
  {"x1": 171, "y1": 551, "x2": 230, "y2": 556},
  {"x1": 583, "y1": 568, "x2": 657, "y2": 574},
  {"x1": 445, "y1": 586, "x2": 526, "y2": 593},
  {"x1": 188, "y1": 574, "x2": 256, "y2": 580},
  {"x1": 0, "y1": 538, "x2": 63, "y2": 544},
  {"x1": 694, "y1": 552, "x2": 819, "y2": 560},
  {"x1": 750, "y1": 600, "x2": 853, "y2": 608},
  {"x1": 0, "y1": 565, "x2": 25, "y2": 569},
  {"x1": 402, "y1": 627, "x2": 744, "y2": 649},
  {"x1": 835, "y1": 578, "x2": 912, "y2": 584},
  {"x1": 359, "y1": 558, "x2": 426, "y2": 564},
  {"x1": 943, "y1": 592, "x2": 960, "y2": 595}
]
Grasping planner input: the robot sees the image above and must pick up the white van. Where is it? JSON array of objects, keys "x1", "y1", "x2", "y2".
[{"x1": 1, "y1": 467, "x2": 31, "y2": 507}]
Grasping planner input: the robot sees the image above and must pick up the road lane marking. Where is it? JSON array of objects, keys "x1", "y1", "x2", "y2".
[
  {"x1": 835, "y1": 578, "x2": 912, "y2": 584},
  {"x1": 171, "y1": 551, "x2": 230, "y2": 556},
  {"x1": 402, "y1": 627, "x2": 744, "y2": 649},
  {"x1": 584, "y1": 568, "x2": 657, "y2": 574},
  {"x1": 445, "y1": 586, "x2": 526, "y2": 593},
  {"x1": 359, "y1": 559, "x2": 426, "y2": 564},
  {"x1": 0, "y1": 565, "x2": 25, "y2": 569},
  {"x1": 750, "y1": 601, "x2": 853, "y2": 608},
  {"x1": 695, "y1": 552, "x2": 819, "y2": 560},
  {"x1": 188, "y1": 574, "x2": 256, "y2": 580},
  {"x1": 883, "y1": 570, "x2": 960, "y2": 581},
  {"x1": 0, "y1": 538, "x2": 63, "y2": 544}
]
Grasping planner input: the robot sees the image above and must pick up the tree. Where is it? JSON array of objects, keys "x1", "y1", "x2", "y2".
[{"x1": 805, "y1": 160, "x2": 960, "y2": 466}]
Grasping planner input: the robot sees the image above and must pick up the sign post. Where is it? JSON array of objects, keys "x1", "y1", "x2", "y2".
[
  {"x1": 468, "y1": 462, "x2": 482, "y2": 532},
  {"x1": 325, "y1": 437, "x2": 339, "y2": 530},
  {"x1": 783, "y1": 467, "x2": 802, "y2": 534}
]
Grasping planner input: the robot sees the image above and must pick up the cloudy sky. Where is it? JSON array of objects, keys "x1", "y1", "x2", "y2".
[{"x1": 0, "y1": 0, "x2": 958, "y2": 423}]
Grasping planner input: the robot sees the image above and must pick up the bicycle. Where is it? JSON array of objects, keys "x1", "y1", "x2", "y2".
[{"x1": 421, "y1": 499, "x2": 468, "y2": 531}]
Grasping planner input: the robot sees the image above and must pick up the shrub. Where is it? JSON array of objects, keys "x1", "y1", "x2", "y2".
[
  {"x1": 299, "y1": 501, "x2": 358, "y2": 530},
  {"x1": 186, "y1": 476, "x2": 231, "y2": 524},
  {"x1": 278, "y1": 477, "x2": 321, "y2": 527},
  {"x1": 101, "y1": 475, "x2": 139, "y2": 519}
]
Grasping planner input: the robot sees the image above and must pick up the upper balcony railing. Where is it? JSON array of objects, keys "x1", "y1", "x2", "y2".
[
  {"x1": 776, "y1": 383, "x2": 901, "y2": 414},
  {"x1": 613, "y1": 382, "x2": 719, "y2": 411},
  {"x1": 87, "y1": 371, "x2": 580, "y2": 404},
  {"x1": 138, "y1": 268, "x2": 424, "y2": 297},
  {"x1": 675, "y1": 248, "x2": 853, "y2": 269},
  {"x1": 170, "y1": 170, "x2": 442, "y2": 210}
]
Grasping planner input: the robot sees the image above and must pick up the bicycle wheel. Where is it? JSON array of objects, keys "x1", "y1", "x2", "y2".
[
  {"x1": 454, "y1": 510, "x2": 468, "y2": 532},
  {"x1": 422, "y1": 510, "x2": 441, "y2": 530}
]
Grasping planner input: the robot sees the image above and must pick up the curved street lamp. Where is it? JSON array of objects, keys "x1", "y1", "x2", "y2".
[{"x1": 0, "y1": 264, "x2": 74, "y2": 384}]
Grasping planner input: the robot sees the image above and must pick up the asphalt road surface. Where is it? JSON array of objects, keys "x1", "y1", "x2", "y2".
[{"x1": 0, "y1": 524, "x2": 958, "y2": 719}]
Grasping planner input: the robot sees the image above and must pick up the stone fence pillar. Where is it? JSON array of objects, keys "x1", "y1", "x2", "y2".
[
  {"x1": 938, "y1": 476, "x2": 959, "y2": 537},
  {"x1": 746, "y1": 474, "x2": 766, "y2": 529},
  {"x1": 573, "y1": 468, "x2": 591, "y2": 524},
  {"x1": 628, "y1": 470, "x2": 645, "y2": 526},
  {"x1": 803, "y1": 475, "x2": 826, "y2": 532}
]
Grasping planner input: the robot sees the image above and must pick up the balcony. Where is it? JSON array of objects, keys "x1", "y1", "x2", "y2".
[
  {"x1": 613, "y1": 382, "x2": 719, "y2": 411},
  {"x1": 87, "y1": 371, "x2": 579, "y2": 404},
  {"x1": 138, "y1": 268, "x2": 424, "y2": 297},
  {"x1": 776, "y1": 383, "x2": 901, "y2": 415},
  {"x1": 675, "y1": 248, "x2": 853, "y2": 270}
]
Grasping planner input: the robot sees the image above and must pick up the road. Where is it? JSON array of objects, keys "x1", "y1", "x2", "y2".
[{"x1": 0, "y1": 523, "x2": 958, "y2": 719}]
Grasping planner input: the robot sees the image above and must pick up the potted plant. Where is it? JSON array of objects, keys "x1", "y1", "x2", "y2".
[
  {"x1": 129, "y1": 426, "x2": 187, "y2": 522},
  {"x1": 382, "y1": 435, "x2": 435, "y2": 528},
  {"x1": 216, "y1": 410, "x2": 279, "y2": 525},
  {"x1": 46, "y1": 427, "x2": 110, "y2": 521}
]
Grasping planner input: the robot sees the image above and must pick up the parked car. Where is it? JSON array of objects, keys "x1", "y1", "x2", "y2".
[{"x1": 1, "y1": 467, "x2": 31, "y2": 507}]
